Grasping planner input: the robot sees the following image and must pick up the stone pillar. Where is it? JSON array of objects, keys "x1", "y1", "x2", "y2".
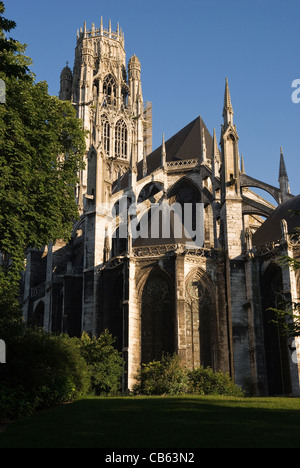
[
  {"x1": 127, "y1": 259, "x2": 142, "y2": 390},
  {"x1": 175, "y1": 251, "x2": 187, "y2": 364}
]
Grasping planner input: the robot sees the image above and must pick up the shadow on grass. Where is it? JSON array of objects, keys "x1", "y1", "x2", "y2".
[{"x1": 1, "y1": 395, "x2": 300, "y2": 448}]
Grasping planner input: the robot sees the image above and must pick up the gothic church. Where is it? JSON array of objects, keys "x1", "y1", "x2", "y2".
[{"x1": 22, "y1": 19, "x2": 300, "y2": 396}]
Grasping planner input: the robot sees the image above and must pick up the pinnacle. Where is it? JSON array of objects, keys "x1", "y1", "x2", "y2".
[
  {"x1": 223, "y1": 77, "x2": 233, "y2": 112},
  {"x1": 223, "y1": 77, "x2": 234, "y2": 123},
  {"x1": 212, "y1": 128, "x2": 218, "y2": 158},
  {"x1": 279, "y1": 147, "x2": 288, "y2": 179}
]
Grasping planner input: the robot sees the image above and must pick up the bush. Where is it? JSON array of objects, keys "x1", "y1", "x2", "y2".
[
  {"x1": 0, "y1": 327, "x2": 125, "y2": 422},
  {"x1": 133, "y1": 354, "x2": 190, "y2": 395},
  {"x1": 187, "y1": 367, "x2": 244, "y2": 397},
  {"x1": 79, "y1": 331, "x2": 124, "y2": 396},
  {"x1": 133, "y1": 355, "x2": 244, "y2": 397},
  {"x1": 0, "y1": 328, "x2": 90, "y2": 422}
]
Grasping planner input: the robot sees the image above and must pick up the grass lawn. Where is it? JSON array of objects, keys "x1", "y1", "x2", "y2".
[{"x1": 1, "y1": 395, "x2": 300, "y2": 448}]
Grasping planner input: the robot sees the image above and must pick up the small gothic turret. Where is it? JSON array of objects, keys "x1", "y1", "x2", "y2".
[{"x1": 59, "y1": 62, "x2": 73, "y2": 101}]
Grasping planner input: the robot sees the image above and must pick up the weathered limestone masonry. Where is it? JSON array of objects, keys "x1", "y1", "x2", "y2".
[{"x1": 22, "y1": 19, "x2": 300, "y2": 396}]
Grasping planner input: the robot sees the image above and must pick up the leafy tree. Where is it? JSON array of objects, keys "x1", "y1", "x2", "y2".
[
  {"x1": 0, "y1": 1, "x2": 31, "y2": 80},
  {"x1": 0, "y1": 2, "x2": 86, "y2": 334}
]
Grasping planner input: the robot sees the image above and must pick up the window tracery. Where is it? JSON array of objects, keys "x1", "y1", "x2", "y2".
[
  {"x1": 115, "y1": 119, "x2": 128, "y2": 159},
  {"x1": 141, "y1": 271, "x2": 175, "y2": 363},
  {"x1": 103, "y1": 74, "x2": 116, "y2": 106},
  {"x1": 185, "y1": 276, "x2": 214, "y2": 369}
]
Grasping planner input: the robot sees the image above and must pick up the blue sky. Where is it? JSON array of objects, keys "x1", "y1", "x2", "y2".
[{"x1": 4, "y1": 0, "x2": 300, "y2": 197}]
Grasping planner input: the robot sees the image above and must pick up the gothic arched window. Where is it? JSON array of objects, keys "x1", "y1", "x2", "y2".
[
  {"x1": 141, "y1": 270, "x2": 175, "y2": 363},
  {"x1": 101, "y1": 115, "x2": 110, "y2": 156},
  {"x1": 103, "y1": 74, "x2": 116, "y2": 106},
  {"x1": 115, "y1": 119, "x2": 128, "y2": 159},
  {"x1": 185, "y1": 275, "x2": 214, "y2": 370}
]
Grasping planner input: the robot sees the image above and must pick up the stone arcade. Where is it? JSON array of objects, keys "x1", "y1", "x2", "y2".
[{"x1": 22, "y1": 19, "x2": 300, "y2": 395}]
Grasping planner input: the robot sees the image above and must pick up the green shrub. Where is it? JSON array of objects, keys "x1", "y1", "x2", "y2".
[
  {"x1": 133, "y1": 355, "x2": 244, "y2": 397},
  {"x1": 187, "y1": 367, "x2": 244, "y2": 397},
  {"x1": 0, "y1": 328, "x2": 90, "y2": 422},
  {"x1": 79, "y1": 331, "x2": 124, "y2": 395},
  {"x1": 133, "y1": 354, "x2": 189, "y2": 395}
]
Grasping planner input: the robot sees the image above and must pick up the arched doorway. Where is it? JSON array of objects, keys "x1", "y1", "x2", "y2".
[
  {"x1": 185, "y1": 271, "x2": 215, "y2": 370},
  {"x1": 141, "y1": 269, "x2": 175, "y2": 363}
]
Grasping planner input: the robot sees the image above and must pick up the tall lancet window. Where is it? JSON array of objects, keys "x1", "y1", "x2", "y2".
[
  {"x1": 103, "y1": 74, "x2": 116, "y2": 106},
  {"x1": 115, "y1": 119, "x2": 128, "y2": 159},
  {"x1": 185, "y1": 275, "x2": 215, "y2": 370},
  {"x1": 101, "y1": 115, "x2": 110, "y2": 156}
]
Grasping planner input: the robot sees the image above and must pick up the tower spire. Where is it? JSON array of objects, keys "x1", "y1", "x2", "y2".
[{"x1": 223, "y1": 77, "x2": 234, "y2": 126}]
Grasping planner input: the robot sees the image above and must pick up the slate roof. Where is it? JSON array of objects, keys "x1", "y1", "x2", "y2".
[
  {"x1": 137, "y1": 115, "x2": 213, "y2": 180},
  {"x1": 252, "y1": 195, "x2": 300, "y2": 246},
  {"x1": 112, "y1": 116, "x2": 213, "y2": 193}
]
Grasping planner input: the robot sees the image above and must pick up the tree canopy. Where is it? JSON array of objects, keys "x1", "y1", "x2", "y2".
[{"x1": 0, "y1": 2, "x2": 86, "y2": 331}]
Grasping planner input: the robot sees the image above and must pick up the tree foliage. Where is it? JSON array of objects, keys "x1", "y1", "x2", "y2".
[
  {"x1": 268, "y1": 256, "x2": 300, "y2": 338},
  {"x1": 0, "y1": 2, "x2": 86, "y2": 331}
]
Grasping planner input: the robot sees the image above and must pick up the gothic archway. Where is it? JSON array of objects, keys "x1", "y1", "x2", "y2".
[
  {"x1": 185, "y1": 270, "x2": 216, "y2": 370},
  {"x1": 103, "y1": 74, "x2": 117, "y2": 106},
  {"x1": 141, "y1": 269, "x2": 175, "y2": 363},
  {"x1": 168, "y1": 178, "x2": 202, "y2": 244}
]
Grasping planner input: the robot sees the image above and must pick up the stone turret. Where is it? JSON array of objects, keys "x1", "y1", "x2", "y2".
[{"x1": 59, "y1": 63, "x2": 72, "y2": 101}]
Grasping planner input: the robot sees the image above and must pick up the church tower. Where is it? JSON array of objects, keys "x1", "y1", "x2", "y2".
[
  {"x1": 59, "y1": 19, "x2": 151, "y2": 210},
  {"x1": 59, "y1": 20, "x2": 152, "y2": 334}
]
